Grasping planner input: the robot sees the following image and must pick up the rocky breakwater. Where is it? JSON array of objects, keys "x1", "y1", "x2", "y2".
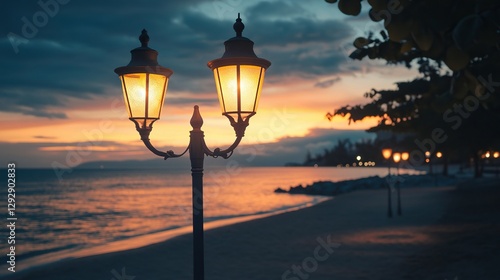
[{"x1": 275, "y1": 174, "x2": 459, "y2": 196}]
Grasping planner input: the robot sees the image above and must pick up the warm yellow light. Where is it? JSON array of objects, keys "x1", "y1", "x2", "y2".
[
  {"x1": 436, "y1": 151, "x2": 442, "y2": 158},
  {"x1": 401, "y1": 152, "x2": 409, "y2": 161},
  {"x1": 120, "y1": 73, "x2": 168, "y2": 128},
  {"x1": 393, "y1": 152, "x2": 401, "y2": 163},
  {"x1": 485, "y1": 151, "x2": 491, "y2": 158},
  {"x1": 494, "y1": 151, "x2": 500, "y2": 158},
  {"x1": 213, "y1": 65, "x2": 265, "y2": 121},
  {"x1": 356, "y1": 155, "x2": 361, "y2": 161},
  {"x1": 425, "y1": 158, "x2": 430, "y2": 163},
  {"x1": 382, "y1": 148, "x2": 392, "y2": 160},
  {"x1": 425, "y1": 151, "x2": 431, "y2": 158}
]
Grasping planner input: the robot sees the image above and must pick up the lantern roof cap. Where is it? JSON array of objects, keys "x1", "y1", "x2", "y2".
[
  {"x1": 207, "y1": 14, "x2": 271, "y2": 69},
  {"x1": 115, "y1": 29, "x2": 173, "y2": 76}
]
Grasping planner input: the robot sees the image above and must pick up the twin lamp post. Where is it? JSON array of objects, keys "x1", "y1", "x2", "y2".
[
  {"x1": 114, "y1": 14, "x2": 271, "y2": 280},
  {"x1": 381, "y1": 149, "x2": 408, "y2": 217}
]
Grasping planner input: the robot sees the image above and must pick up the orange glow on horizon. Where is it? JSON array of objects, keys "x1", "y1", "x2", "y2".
[
  {"x1": 2, "y1": 68, "x2": 418, "y2": 168},
  {"x1": 39, "y1": 146, "x2": 123, "y2": 152}
]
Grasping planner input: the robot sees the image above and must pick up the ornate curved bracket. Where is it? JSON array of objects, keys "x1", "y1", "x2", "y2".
[
  {"x1": 135, "y1": 105, "x2": 249, "y2": 161},
  {"x1": 203, "y1": 136, "x2": 243, "y2": 159},
  {"x1": 137, "y1": 127, "x2": 188, "y2": 160},
  {"x1": 189, "y1": 105, "x2": 248, "y2": 159}
]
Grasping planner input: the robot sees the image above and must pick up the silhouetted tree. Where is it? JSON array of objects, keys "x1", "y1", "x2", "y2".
[{"x1": 325, "y1": 0, "x2": 500, "y2": 177}]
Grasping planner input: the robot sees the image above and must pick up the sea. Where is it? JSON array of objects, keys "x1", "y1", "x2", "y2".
[{"x1": 1, "y1": 166, "x2": 421, "y2": 274}]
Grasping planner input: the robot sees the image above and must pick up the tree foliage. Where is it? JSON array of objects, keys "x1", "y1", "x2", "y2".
[
  {"x1": 327, "y1": 0, "x2": 500, "y2": 105},
  {"x1": 303, "y1": 138, "x2": 384, "y2": 166},
  {"x1": 325, "y1": 0, "x2": 500, "y2": 176}
]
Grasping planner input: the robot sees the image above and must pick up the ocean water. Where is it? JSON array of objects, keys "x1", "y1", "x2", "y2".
[{"x1": 2, "y1": 166, "x2": 419, "y2": 272}]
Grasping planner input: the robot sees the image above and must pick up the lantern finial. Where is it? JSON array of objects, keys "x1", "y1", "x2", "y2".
[
  {"x1": 190, "y1": 105, "x2": 204, "y2": 130},
  {"x1": 139, "y1": 29, "x2": 149, "y2": 47},
  {"x1": 233, "y1": 13, "x2": 244, "y2": 37}
]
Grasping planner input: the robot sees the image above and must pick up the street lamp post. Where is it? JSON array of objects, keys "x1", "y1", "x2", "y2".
[
  {"x1": 114, "y1": 15, "x2": 270, "y2": 280},
  {"x1": 381, "y1": 148, "x2": 393, "y2": 218},
  {"x1": 392, "y1": 152, "x2": 401, "y2": 216},
  {"x1": 399, "y1": 152, "x2": 409, "y2": 216},
  {"x1": 494, "y1": 151, "x2": 500, "y2": 177},
  {"x1": 425, "y1": 151, "x2": 433, "y2": 174}
]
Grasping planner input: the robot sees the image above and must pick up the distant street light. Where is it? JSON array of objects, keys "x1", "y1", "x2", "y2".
[
  {"x1": 395, "y1": 151, "x2": 409, "y2": 216},
  {"x1": 401, "y1": 152, "x2": 409, "y2": 161},
  {"x1": 392, "y1": 152, "x2": 401, "y2": 171},
  {"x1": 425, "y1": 150, "x2": 433, "y2": 174},
  {"x1": 381, "y1": 148, "x2": 393, "y2": 218},
  {"x1": 114, "y1": 14, "x2": 270, "y2": 280},
  {"x1": 382, "y1": 148, "x2": 392, "y2": 174},
  {"x1": 494, "y1": 151, "x2": 500, "y2": 177}
]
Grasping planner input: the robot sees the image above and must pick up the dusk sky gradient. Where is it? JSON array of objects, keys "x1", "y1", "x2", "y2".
[{"x1": 0, "y1": 0, "x2": 420, "y2": 168}]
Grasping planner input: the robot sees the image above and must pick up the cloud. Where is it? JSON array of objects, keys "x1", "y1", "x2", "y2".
[
  {"x1": 232, "y1": 128, "x2": 374, "y2": 165},
  {"x1": 33, "y1": 135, "x2": 57, "y2": 139},
  {"x1": 0, "y1": 127, "x2": 374, "y2": 168},
  {"x1": 314, "y1": 77, "x2": 341, "y2": 88},
  {"x1": 0, "y1": 0, "x2": 358, "y2": 119},
  {"x1": 246, "y1": 1, "x2": 314, "y2": 21}
]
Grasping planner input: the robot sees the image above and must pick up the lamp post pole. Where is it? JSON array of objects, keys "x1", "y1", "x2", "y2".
[
  {"x1": 382, "y1": 148, "x2": 393, "y2": 218},
  {"x1": 189, "y1": 108, "x2": 205, "y2": 280},
  {"x1": 138, "y1": 105, "x2": 248, "y2": 280},
  {"x1": 393, "y1": 152, "x2": 401, "y2": 216},
  {"x1": 396, "y1": 176, "x2": 401, "y2": 215},
  {"x1": 387, "y1": 161, "x2": 392, "y2": 218},
  {"x1": 395, "y1": 159, "x2": 400, "y2": 216},
  {"x1": 399, "y1": 152, "x2": 409, "y2": 216},
  {"x1": 115, "y1": 15, "x2": 270, "y2": 280}
]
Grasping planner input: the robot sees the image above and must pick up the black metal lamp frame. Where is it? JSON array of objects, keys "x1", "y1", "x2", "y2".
[{"x1": 115, "y1": 14, "x2": 270, "y2": 280}]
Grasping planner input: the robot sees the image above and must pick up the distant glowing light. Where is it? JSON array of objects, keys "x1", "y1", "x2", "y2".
[
  {"x1": 436, "y1": 151, "x2": 442, "y2": 158},
  {"x1": 393, "y1": 152, "x2": 401, "y2": 163},
  {"x1": 425, "y1": 158, "x2": 430, "y2": 163},
  {"x1": 494, "y1": 152, "x2": 500, "y2": 159},
  {"x1": 425, "y1": 151, "x2": 431, "y2": 158},
  {"x1": 485, "y1": 151, "x2": 491, "y2": 158},
  {"x1": 382, "y1": 148, "x2": 392, "y2": 160},
  {"x1": 401, "y1": 152, "x2": 409, "y2": 161},
  {"x1": 356, "y1": 155, "x2": 361, "y2": 161}
]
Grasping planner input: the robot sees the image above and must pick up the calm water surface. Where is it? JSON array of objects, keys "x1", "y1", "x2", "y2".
[{"x1": 3, "y1": 166, "x2": 420, "y2": 271}]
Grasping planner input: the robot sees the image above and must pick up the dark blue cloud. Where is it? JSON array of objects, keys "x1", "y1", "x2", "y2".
[{"x1": 0, "y1": 0, "x2": 356, "y2": 118}]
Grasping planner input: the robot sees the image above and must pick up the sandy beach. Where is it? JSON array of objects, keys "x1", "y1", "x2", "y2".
[{"x1": 6, "y1": 178, "x2": 500, "y2": 280}]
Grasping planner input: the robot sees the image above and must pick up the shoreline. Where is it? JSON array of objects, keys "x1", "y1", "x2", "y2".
[
  {"x1": 5, "y1": 170, "x2": 430, "y2": 276},
  {"x1": 5, "y1": 172, "x2": 494, "y2": 279},
  {"x1": 5, "y1": 184, "x2": 460, "y2": 280},
  {"x1": 0, "y1": 196, "x2": 330, "y2": 277}
]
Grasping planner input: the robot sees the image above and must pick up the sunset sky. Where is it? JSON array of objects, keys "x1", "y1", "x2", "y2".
[{"x1": 1, "y1": 0, "x2": 419, "y2": 168}]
